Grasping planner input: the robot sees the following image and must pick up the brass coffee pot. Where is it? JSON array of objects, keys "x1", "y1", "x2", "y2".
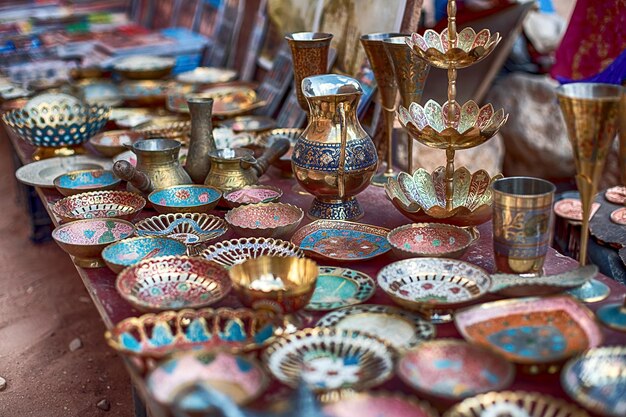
[
  {"x1": 113, "y1": 138, "x2": 192, "y2": 196},
  {"x1": 204, "y1": 139, "x2": 290, "y2": 193}
]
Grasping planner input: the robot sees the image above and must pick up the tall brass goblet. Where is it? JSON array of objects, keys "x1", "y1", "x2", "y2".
[
  {"x1": 383, "y1": 35, "x2": 431, "y2": 174},
  {"x1": 556, "y1": 82, "x2": 623, "y2": 302},
  {"x1": 285, "y1": 32, "x2": 333, "y2": 112},
  {"x1": 361, "y1": 33, "x2": 402, "y2": 187}
]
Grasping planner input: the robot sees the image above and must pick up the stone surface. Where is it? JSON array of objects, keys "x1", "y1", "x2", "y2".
[
  {"x1": 69, "y1": 338, "x2": 83, "y2": 352},
  {"x1": 96, "y1": 399, "x2": 111, "y2": 411}
]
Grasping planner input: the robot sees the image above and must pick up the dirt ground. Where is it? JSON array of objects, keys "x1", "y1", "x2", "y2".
[{"x1": 0, "y1": 137, "x2": 133, "y2": 416}]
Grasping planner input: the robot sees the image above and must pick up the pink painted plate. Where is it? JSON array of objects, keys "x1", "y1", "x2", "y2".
[
  {"x1": 610, "y1": 207, "x2": 626, "y2": 225},
  {"x1": 52, "y1": 218, "x2": 135, "y2": 246},
  {"x1": 323, "y1": 392, "x2": 438, "y2": 417},
  {"x1": 387, "y1": 223, "x2": 478, "y2": 259},
  {"x1": 605, "y1": 186, "x2": 626, "y2": 205},
  {"x1": 223, "y1": 185, "x2": 283, "y2": 208},
  {"x1": 225, "y1": 202, "x2": 303, "y2": 239},
  {"x1": 553, "y1": 198, "x2": 600, "y2": 222}
]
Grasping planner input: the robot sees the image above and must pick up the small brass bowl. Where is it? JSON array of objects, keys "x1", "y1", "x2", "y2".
[
  {"x1": 52, "y1": 190, "x2": 146, "y2": 222},
  {"x1": 52, "y1": 218, "x2": 135, "y2": 268},
  {"x1": 148, "y1": 185, "x2": 222, "y2": 214},
  {"x1": 225, "y1": 202, "x2": 303, "y2": 239},
  {"x1": 89, "y1": 130, "x2": 144, "y2": 157},
  {"x1": 223, "y1": 185, "x2": 283, "y2": 208},
  {"x1": 53, "y1": 169, "x2": 121, "y2": 196},
  {"x1": 387, "y1": 223, "x2": 479, "y2": 259},
  {"x1": 228, "y1": 256, "x2": 318, "y2": 313}
]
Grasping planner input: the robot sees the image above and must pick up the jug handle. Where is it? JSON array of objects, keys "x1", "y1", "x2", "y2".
[{"x1": 337, "y1": 102, "x2": 348, "y2": 199}]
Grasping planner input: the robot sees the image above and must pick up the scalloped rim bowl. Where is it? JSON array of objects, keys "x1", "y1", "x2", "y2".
[
  {"x1": 52, "y1": 190, "x2": 146, "y2": 222},
  {"x1": 53, "y1": 169, "x2": 121, "y2": 196},
  {"x1": 89, "y1": 129, "x2": 144, "y2": 157},
  {"x1": 225, "y1": 202, "x2": 303, "y2": 239},
  {"x1": 200, "y1": 237, "x2": 305, "y2": 268},
  {"x1": 134, "y1": 213, "x2": 228, "y2": 246},
  {"x1": 148, "y1": 185, "x2": 222, "y2": 214},
  {"x1": 388, "y1": 222, "x2": 479, "y2": 259},
  {"x1": 102, "y1": 236, "x2": 188, "y2": 274},
  {"x1": 223, "y1": 185, "x2": 283, "y2": 208}
]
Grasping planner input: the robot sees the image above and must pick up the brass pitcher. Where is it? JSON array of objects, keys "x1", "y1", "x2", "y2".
[
  {"x1": 113, "y1": 138, "x2": 192, "y2": 196},
  {"x1": 204, "y1": 139, "x2": 290, "y2": 193},
  {"x1": 292, "y1": 74, "x2": 378, "y2": 220}
]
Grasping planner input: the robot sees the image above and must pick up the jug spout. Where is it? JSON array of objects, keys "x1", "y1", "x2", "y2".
[
  {"x1": 113, "y1": 160, "x2": 153, "y2": 194},
  {"x1": 185, "y1": 97, "x2": 216, "y2": 183}
]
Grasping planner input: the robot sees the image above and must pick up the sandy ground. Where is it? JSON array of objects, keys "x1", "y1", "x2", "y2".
[{"x1": 0, "y1": 137, "x2": 133, "y2": 416}]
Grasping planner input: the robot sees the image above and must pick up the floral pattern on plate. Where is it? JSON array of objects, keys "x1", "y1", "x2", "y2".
[
  {"x1": 102, "y1": 237, "x2": 187, "y2": 270},
  {"x1": 306, "y1": 267, "x2": 375, "y2": 311},
  {"x1": 149, "y1": 186, "x2": 222, "y2": 208},
  {"x1": 53, "y1": 219, "x2": 134, "y2": 245}
]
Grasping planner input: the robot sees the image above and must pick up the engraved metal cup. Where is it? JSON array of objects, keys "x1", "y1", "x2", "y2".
[
  {"x1": 285, "y1": 32, "x2": 333, "y2": 112},
  {"x1": 492, "y1": 177, "x2": 556, "y2": 275}
]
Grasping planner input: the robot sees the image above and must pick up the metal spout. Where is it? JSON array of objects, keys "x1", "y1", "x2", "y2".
[{"x1": 113, "y1": 160, "x2": 152, "y2": 194}]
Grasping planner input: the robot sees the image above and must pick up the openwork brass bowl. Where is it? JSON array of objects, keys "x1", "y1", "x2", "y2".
[
  {"x1": 443, "y1": 391, "x2": 590, "y2": 417},
  {"x1": 398, "y1": 100, "x2": 507, "y2": 150},
  {"x1": 201, "y1": 238, "x2": 304, "y2": 268},
  {"x1": 52, "y1": 190, "x2": 146, "y2": 222},
  {"x1": 2, "y1": 100, "x2": 109, "y2": 160},
  {"x1": 228, "y1": 256, "x2": 318, "y2": 313},
  {"x1": 385, "y1": 167, "x2": 502, "y2": 226},
  {"x1": 135, "y1": 213, "x2": 228, "y2": 246},
  {"x1": 406, "y1": 28, "x2": 501, "y2": 69}
]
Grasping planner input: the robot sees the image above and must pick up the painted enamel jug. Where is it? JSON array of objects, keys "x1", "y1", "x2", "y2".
[{"x1": 292, "y1": 74, "x2": 378, "y2": 220}]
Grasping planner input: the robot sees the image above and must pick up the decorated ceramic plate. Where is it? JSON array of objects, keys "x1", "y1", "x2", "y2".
[
  {"x1": 219, "y1": 115, "x2": 276, "y2": 133},
  {"x1": 135, "y1": 213, "x2": 228, "y2": 245},
  {"x1": 554, "y1": 198, "x2": 600, "y2": 222},
  {"x1": 263, "y1": 327, "x2": 394, "y2": 393},
  {"x1": 102, "y1": 236, "x2": 187, "y2": 274},
  {"x1": 291, "y1": 220, "x2": 391, "y2": 261},
  {"x1": 454, "y1": 295, "x2": 603, "y2": 366},
  {"x1": 316, "y1": 304, "x2": 435, "y2": 351},
  {"x1": 443, "y1": 391, "x2": 591, "y2": 417},
  {"x1": 146, "y1": 351, "x2": 268, "y2": 411},
  {"x1": 116, "y1": 256, "x2": 231, "y2": 312},
  {"x1": 561, "y1": 346, "x2": 626, "y2": 417},
  {"x1": 15, "y1": 155, "x2": 113, "y2": 188},
  {"x1": 610, "y1": 207, "x2": 626, "y2": 225},
  {"x1": 52, "y1": 190, "x2": 146, "y2": 222},
  {"x1": 105, "y1": 307, "x2": 283, "y2": 359},
  {"x1": 200, "y1": 237, "x2": 304, "y2": 268},
  {"x1": 306, "y1": 267, "x2": 376, "y2": 311},
  {"x1": 605, "y1": 186, "x2": 626, "y2": 205},
  {"x1": 323, "y1": 392, "x2": 438, "y2": 417},
  {"x1": 176, "y1": 67, "x2": 238, "y2": 84},
  {"x1": 398, "y1": 339, "x2": 515, "y2": 402}
]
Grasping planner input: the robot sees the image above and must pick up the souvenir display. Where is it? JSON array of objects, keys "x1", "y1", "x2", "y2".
[
  {"x1": 316, "y1": 304, "x2": 436, "y2": 351},
  {"x1": 148, "y1": 185, "x2": 222, "y2": 214},
  {"x1": 53, "y1": 169, "x2": 121, "y2": 196},
  {"x1": 223, "y1": 185, "x2": 283, "y2": 208},
  {"x1": 113, "y1": 55, "x2": 175, "y2": 79},
  {"x1": 225, "y1": 202, "x2": 303, "y2": 239},
  {"x1": 135, "y1": 213, "x2": 228, "y2": 246},
  {"x1": 219, "y1": 115, "x2": 276, "y2": 133},
  {"x1": 377, "y1": 258, "x2": 492, "y2": 323},
  {"x1": 454, "y1": 296, "x2": 603, "y2": 370},
  {"x1": 397, "y1": 339, "x2": 515, "y2": 402},
  {"x1": 201, "y1": 238, "x2": 304, "y2": 268},
  {"x1": 116, "y1": 256, "x2": 231, "y2": 312},
  {"x1": 553, "y1": 198, "x2": 600, "y2": 222},
  {"x1": 176, "y1": 67, "x2": 238, "y2": 84},
  {"x1": 323, "y1": 392, "x2": 438, "y2": 417},
  {"x1": 605, "y1": 185, "x2": 626, "y2": 205},
  {"x1": 101, "y1": 236, "x2": 187, "y2": 274},
  {"x1": 387, "y1": 223, "x2": 478, "y2": 259},
  {"x1": 119, "y1": 80, "x2": 170, "y2": 107},
  {"x1": 52, "y1": 218, "x2": 135, "y2": 268},
  {"x1": 291, "y1": 220, "x2": 390, "y2": 261},
  {"x1": 89, "y1": 130, "x2": 144, "y2": 157},
  {"x1": 306, "y1": 266, "x2": 376, "y2": 311},
  {"x1": 561, "y1": 346, "x2": 626, "y2": 417},
  {"x1": 263, "y1": 327, "x2": 394, "y2": 392},
  {"x1": 52, "y1": 190, "x2": 146, "y2": 222},
  {"x1": 14, "y1": 155, "x2": 113, "y2": 188}
]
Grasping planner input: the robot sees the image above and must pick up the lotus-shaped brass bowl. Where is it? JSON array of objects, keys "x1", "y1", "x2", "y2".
[
  {"x1": 398, "y1": 100, "x2": 507, "y2": 150},
  {"x1": 385, "y1": 166, "x2": 502, "y2": 226},
  {"x1": 406, "y1": 28, "x2": 501, "y2": 69}
]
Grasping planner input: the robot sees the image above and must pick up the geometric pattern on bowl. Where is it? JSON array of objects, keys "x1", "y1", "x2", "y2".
[
  {"x1": 316, "y1": 304, "x2": 436, "y2": 351},
  {"x1": 387, "y1": 222, "x2": 478, "y2": 259},
  {"x1": 146, "y1": 351, "x2": 268, "y2": 411},
  {"x1": 406, "y1": 28, "x2": 501, "y2": 69},
  {"x1": 263, "y1": 327, "x2": 395, "y2": 393},
  {"x1": 102, "y1": 236, "x2": 188, "y2": 274},
  {"x1": 200, "y1": 237, "x2": 305, "y2": 268},
  {"x1": 442, "y1": 391, "x2": 591, "y2": 417},
  {"x1": 398, "y1": 100, "x2": 508, "y2": 150},
  {"x1": 306, "y1": 266, "x2": 376, "y2": 311},
  {"x1": 105, "y1": 307, "x2": 284, "y2": 359},
  {"x1": 397, "y1": 339, "x2": 515, "y2": 402},
  {"x1": 135, "y1": 213, "x2": 228, "y2": 245},
  {"x1": 116, "y1": 256, "x2": 232, "y2": 312},
  {"x1": 454, "y1": 296, "x2": 603, "y2": 366},
  {"x1": 322, "y1": 391, "x2": 439, "y2": 417},
  {"x1": 148, "y1": 185, "x2": 222, "y2": 214},
  {"x1": 53, "y1": 169, "x2": 121, "y2": 196},
  {"x1": 561, "y1": 346, "x2": 626, "y2": 417},
  {"x1": 52, "y1": 190, "x2": 146, "y2": 222},
  {"x1": 225, "y1": 202, "x2": 303, "y2": 239},
  {"x1": 2, "y1": 101, "x2": 109, "y2": 147},
  {"x1": 385, "y1": 166, "x2": 502, "y2": 226}
]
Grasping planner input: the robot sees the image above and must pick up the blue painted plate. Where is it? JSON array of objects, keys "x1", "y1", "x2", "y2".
[
  {"x1": 306, "y1": 266, "x2": 375, "y2": 311},
  {"x1": 102, "y1": 236, "x2": 187, "y2": 273}
]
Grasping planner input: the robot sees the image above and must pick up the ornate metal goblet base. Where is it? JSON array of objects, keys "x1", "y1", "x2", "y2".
[
  {"x1": 596, "y1": 298, "x2": 626, "y2": 332},
  {"x1": 308, "y1": 197, "x2": 364, "y2": 221},
  {"x1": 33, "y1": 145, "x2": 87, "y2": 161},
  {"x1": 567, "y1": 279, "x2": 610, "y2": 303},
  {"x1": 370, "y1": 169, "x2": 397, "y2": 187}
]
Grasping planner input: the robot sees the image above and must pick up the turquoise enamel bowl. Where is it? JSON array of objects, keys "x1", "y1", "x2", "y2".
[
  {"x1": 148, "y1": 185, "x2": 222, "y2": 214},
  {"x1": 102, "y1": 236, "x2": 187, "y2": 273},
  {"x1": 53, "y1": 169, "x2": 121, "y2": 196}
]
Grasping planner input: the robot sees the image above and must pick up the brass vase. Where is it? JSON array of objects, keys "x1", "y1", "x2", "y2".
[
  {"x1": 360, "y1": 33, "x2": 402, "y2": 186},
  {"x1": 185, "y1": 97, "x2": 216, "y2": 184},
  {"x1": 557, "y1": 82, "x2": 623, "y2": 302},
  {"x1": 291, "y1": 74, "x2": 378, "y2": 220},
  {"x1": 285, "y1": 32, "x2": 333, "y2": 112},
  {"x1": 383, "y1": 35, "x2": 431, "y2": 174}
]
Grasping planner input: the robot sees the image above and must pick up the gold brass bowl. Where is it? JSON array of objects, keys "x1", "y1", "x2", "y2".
[
  {"x1": 52, "y1": 190, "x2": 146, "y2": 222},
  {"x1": 406, "y1": 28, "x2": 501, "y2": 69},
  {"x1": 225, "y1": 202, "x2": 304, "y2": 239},
  {"x1": 387, "y1": 223, "x2": 479, "y2": 259},
  {"x1": 52, "y1": 218, "x2": 135, "y2": 268},
  {"x1": 89, "y1": 130, "x2": 144, "y2": 157},
  {"x1": 385, "y1": 166, "x2": 502, "y2": 226},
  {"x1": 201, "y1": 238, "x2": 304, "y2": 268},
  {"x1": 228, "y1": 256, "x2": 318, "y2": 313},
  {"x1": 134, "y1": 115, "x2": 191, "y2": 142}
]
